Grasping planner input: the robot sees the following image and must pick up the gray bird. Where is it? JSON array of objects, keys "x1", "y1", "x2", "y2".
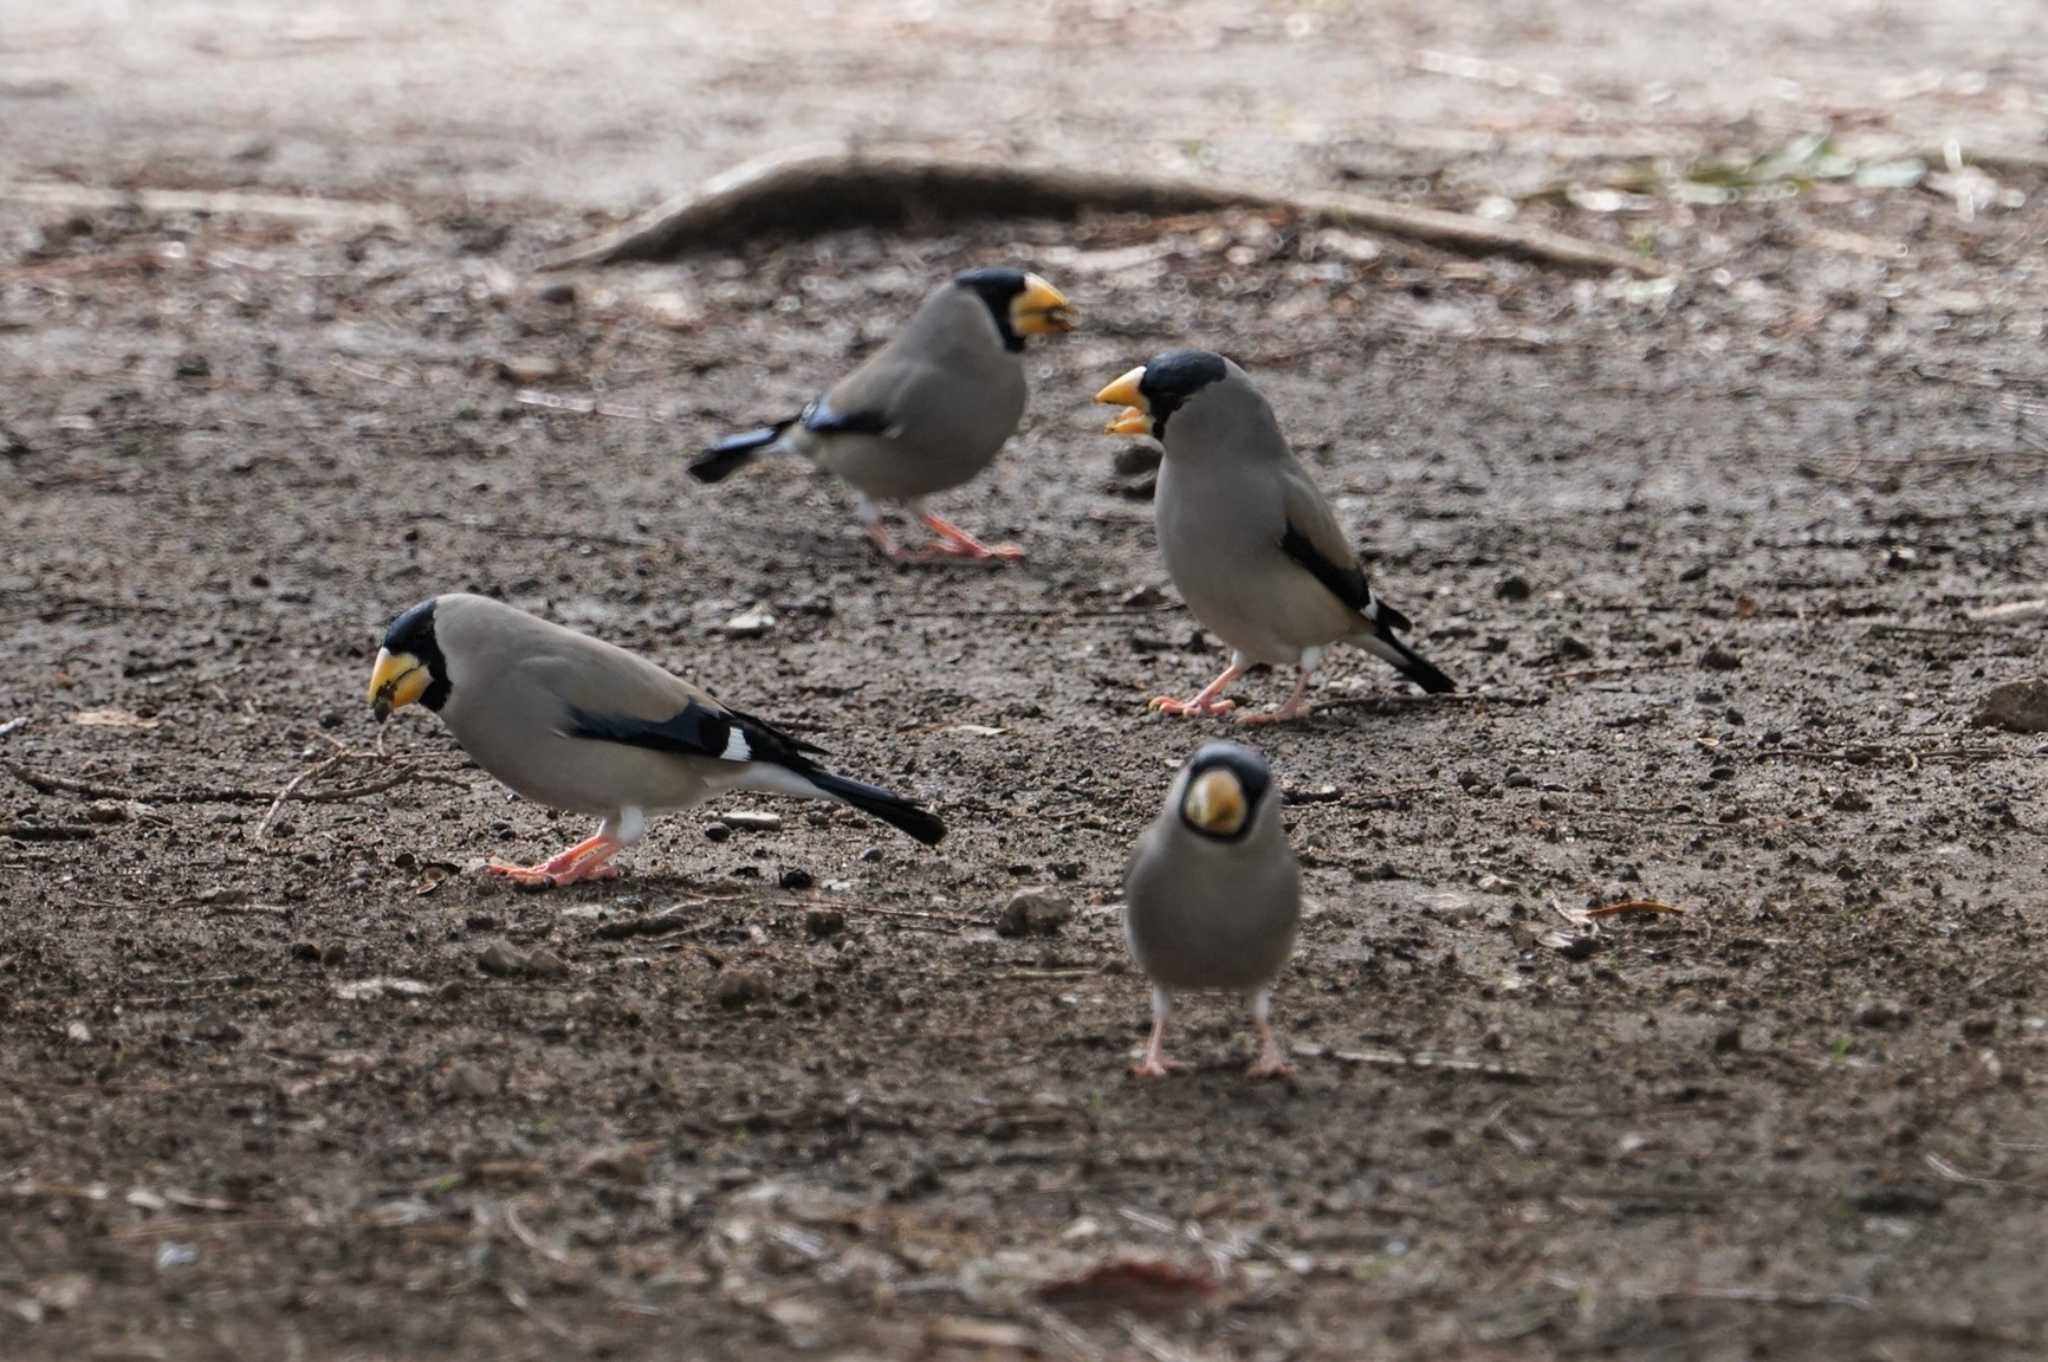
[
  {"x1": 1123, "y1": 742, "x2": 1300, "y2": 1078},
  {"x1": 366, "y1": 593, "x2": 943, "y2": 886},
  {"x1": 1095, "y1": 349, "x2": 1454, "y2": 723},
  {"x1": 691, "y1": 267, "x2": 1075, "y2": 562}
]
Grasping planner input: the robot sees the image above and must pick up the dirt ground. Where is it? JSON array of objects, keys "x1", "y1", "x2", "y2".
[{"x1": 6, "y1": 2, "x2": 2048, "y2": 1360}]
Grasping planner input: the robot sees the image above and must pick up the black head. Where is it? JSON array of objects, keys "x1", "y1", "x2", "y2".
[
  {"x1": 953, "y1": 268, "x2": 1032, "y2": 352},
  {"x1": 372, "y1": 596, "x2": 452, "y2": 715},
  {"x1": 1138, "y1": 348, "x2": 1230, "y2": 439},
  {"x1": 1178, "y1": 740, "x2": 1274, "y2": 842}
]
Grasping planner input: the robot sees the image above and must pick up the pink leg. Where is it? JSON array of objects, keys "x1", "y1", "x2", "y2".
[
  {"x1": 1130, "y1": 989, "x2": 1185, "y2": 1079},
  {"x1": 912, "y1": 510, "x2": 1024, "y2": 562},
  {"x1": 1246, "y1": 991, "x2": 1293, "y2": 1079},
  {"x1": 1150, "y1": 660, "x2": 1245, "y2": 718},
  {"x1": 1238, "y1": 664, "x2": 1315, "y2": 726},
  {"x1": 486, "y1": 832, "x2": 625, "y2": 889},
  {"x1": 864, "y1": 519, "x2": 903, "y2": 559}
]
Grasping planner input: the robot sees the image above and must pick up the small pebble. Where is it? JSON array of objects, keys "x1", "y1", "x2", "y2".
[
  {"x1": 1496, "y1": 574, "x2": 1532, "y2": 602},
  {"x1": 703, "y1": 820, "x2": 733, "y2": 843},
  {"x1": 319, "y1": 943, "x2": 348, "y2": 967},
  {"x1": 1832, "y1": 789, "x2": 1872, "y2": 813},
  {"x1": 722, "y1": 811, "x2": 783, "y2": 832},
  {"x1": 720, "y1": 604, "x2": 776, "y2": 637},
  {"x1": 712, "y1": 968, "x2": 770, "y2": 1009},
  {"x1": 289, "y1": 941, "x2": 321, "y2": 963},
  {"x1": 443, "y1": 1062, "x2": 494, "y2": 1100},
  {"x1": 1700, "y1": 644, "x2": 1742, "y2": 672},
  {"x1": 1121, "y1": 583, "x2": 1167, "y2": 608},
  {"x1": 1972, "y1": 678, "x2": 2048, "y2": 734},
  {"x1": 805, "y1": 908, "x2": 846, "y2": 939},
  {"x1": 779, "y1": 867, "x2": 814, "y2": 891},
  {"x1": 1112, "y1": 444, "x2": 1162, "y2": 477},
  {"x1": 997, "y1": 890, "x2": 1073, "y2": 938},
  {"x1": 525, "y1": 949, "x2": 570, "y2": 979},
  {"x1": 477, "y1": 941, "x2": 527, "y2": 977}
]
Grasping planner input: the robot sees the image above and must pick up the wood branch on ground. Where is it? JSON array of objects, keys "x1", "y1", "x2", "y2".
[{"x1": 537, "y1": 142, "x2": 1667, "y2": 278}]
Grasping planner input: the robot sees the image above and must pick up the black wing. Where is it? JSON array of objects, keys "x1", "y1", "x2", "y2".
[
  {"x1": 564, "y1": 701, "x2": 828, "y2": 767},
  {"x1": 1280, "y1": 521, "x2": 1372, "y2": 612},
  {"x1": 801, "y1": 395, "x2": 892, "y2": 438}
]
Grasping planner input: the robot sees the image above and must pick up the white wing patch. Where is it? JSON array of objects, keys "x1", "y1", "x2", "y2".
[{"x1": 720, "y1": 727, "x2": 752, "y2": 762}]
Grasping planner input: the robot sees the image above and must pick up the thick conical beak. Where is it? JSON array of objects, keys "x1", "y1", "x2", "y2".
[
  {"x1": 1094, "y1": 366, "x2": 1149, "y2": 435},
  {"x1": 367, "y1": 647, "x2": 427, "y2": 721},
  {"x1": 1012, "y1": 275, "x2": 1075, "y2": 335},
  {"x1": 1183, "y1": 767, "x2": 1248, "y2": 836}
]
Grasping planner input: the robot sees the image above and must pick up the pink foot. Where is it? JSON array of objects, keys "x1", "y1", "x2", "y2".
[
  {"x1": 1247, "y1": 1049, "x2": 1295, "y2": 1080},
  {"x1": 905, "y1": 536, "x2": 1024, "y2": 562},
  {"x1": 1130, "y1": 1054, "x2": 1186, "y2": 1079},
  {"x1": 1248, "y1": 1020, "x2": 1293, "y2": 1079},
  {"x1": 909, "y1": 511, "x2": 1024, "y2": 562},
  {"x1": 485, "y1": 859, "x2": 623, "y2": 889},
  {"x1": 484, "y1": 834, "x2": 624, "y2": 889},
  {"x1": 1148, "y1": 694, "x2": 1237, "y2": 718}
]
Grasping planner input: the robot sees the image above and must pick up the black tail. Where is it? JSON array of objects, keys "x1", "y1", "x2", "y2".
[
  {"x1": 689, "y1": 422, "x2": 791, "y2": 484},
  {"x1": 806, "y1": 770, "x2": 947, "y2": 846},
  {"x1": 1363, "y1": 610, "x2": 1456, "y2": 694}
]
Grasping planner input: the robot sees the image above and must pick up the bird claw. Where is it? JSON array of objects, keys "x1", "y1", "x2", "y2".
[{"x1": 1148, "y1": 695, "x2": 1236, "y2": 718}]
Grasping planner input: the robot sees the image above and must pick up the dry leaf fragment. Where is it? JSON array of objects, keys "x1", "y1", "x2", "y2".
[{"x1": 71, "y1": 707, "x2": 160, "y2": 730}]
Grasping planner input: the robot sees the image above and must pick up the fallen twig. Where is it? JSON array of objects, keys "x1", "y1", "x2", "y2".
[
  {"x1": 0, "y1": 180, "x2": 407, "y2": 228},
  {"x1": 3, "y1": 759, "x2": 266, "y2": 804},
  {"x1": 2, "y1": 823, "x2": 98, "y2": 841},
  {"x1": 1584, "y1": 898, "x2": 1686, "y2": 919},
  {"x1": 511, "y1": 389, "x2": 663, "y2": 422},
  {"x1": 1923, "y1": 1152, "x2": 2048, "y2": 1196},
  {"x1": 1293, "y1": 1043, "x2": 1542, "y2": 1082},
  {"x1": 537, "y1": 142, "x2": 1665, "y2": 277},
  {"x1": 1636, "y1": 1285, "x2": 1871, "y2": 1312},
  {"x1": 256, "y1": 736, "x2": 468, "y2": 841},
  {"x1": 0, "y1": 717, "x2": 27, "y2": 739}
]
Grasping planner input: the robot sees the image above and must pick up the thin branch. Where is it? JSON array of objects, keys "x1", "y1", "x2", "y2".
[{"x1": 538, "y1": 143, "x2": 1666, "y2": 277}]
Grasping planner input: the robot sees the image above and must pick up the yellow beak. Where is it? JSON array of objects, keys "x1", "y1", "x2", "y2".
[
  {"x1": 367, "y1": 648, "x2": 428, "y2": 721},
  {"x1": 1184, "y1": 767, "x2": 1249, "y2": 837},
  {"x1": 1011, "y1": 274, "x2": 1075, "y2": 335},
  {"x1": 1094, "y1": 366, "x2": 1150, "y2": 435}
]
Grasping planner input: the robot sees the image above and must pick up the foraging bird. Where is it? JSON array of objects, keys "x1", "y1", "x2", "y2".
[
  {"x1": 1095, "y1": 350, "x2": 1454, "y2": 723},
  {"x1": 365, "y1": 593, "x2": 943, "y2": 886},
  {"x1": 1123, "y1": 742, "x2": 1300, "y2": 1078},
  {"x1": 691, "y1": 267, "x2": 1075, "y2": 561}
]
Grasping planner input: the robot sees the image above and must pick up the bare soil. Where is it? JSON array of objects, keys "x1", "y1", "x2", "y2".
[{"x1": 5, "y1": 4, "x2": 2048, "y2": 1360}]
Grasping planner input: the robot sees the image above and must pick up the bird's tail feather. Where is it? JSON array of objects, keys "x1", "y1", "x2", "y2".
[
  {"x1": 689, "y1": 421, "x2": 793, "y2": 484},
  {"x1": 1360, "y1": 608, "x2": 1456, "y2": 694},
  {"x1": 732, "y1": 762, "x2": 945, "y2": 846},
  {"x1": 804, "y1": 770, "x2": 947, "y2": 846}
]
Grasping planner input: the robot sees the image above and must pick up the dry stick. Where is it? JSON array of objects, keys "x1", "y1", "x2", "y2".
[
  {"x1": 1293, "y1": 1043, "x2": 1543, "y2": 1082},
  {"x1": 0, "y1": 180, "x2": 408, "y2": 228},
  {"x1": 3, "y1": 823, "x2": 98, "y2": 841},
  {"x1": 4, "y1": 759, "x2": 275, "y2": 805},
  {"x1": 536, "y1": 143, "x2": 1665, "y2": 278}
]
